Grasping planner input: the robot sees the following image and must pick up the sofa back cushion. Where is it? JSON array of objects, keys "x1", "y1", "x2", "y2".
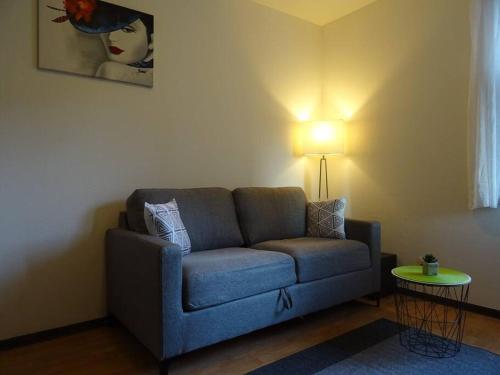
[
  {"x1": 233, "y1": 187, "x2": 307, "y2": 245},
  {"x1": 127, "y1": 188, "x2": 244, "y2": 252}
]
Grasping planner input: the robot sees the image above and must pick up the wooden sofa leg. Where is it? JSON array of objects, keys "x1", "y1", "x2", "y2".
[{"x1": 159, "y1": 359, "x2": 170, "y2": 375}]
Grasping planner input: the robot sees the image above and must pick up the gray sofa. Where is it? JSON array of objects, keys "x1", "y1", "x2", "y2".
[{"x1": 106, "y1": 187, "x2": 380, "y2": 372}]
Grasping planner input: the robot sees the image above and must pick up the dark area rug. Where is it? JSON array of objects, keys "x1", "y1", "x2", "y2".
[{"x1": 248, "y1": 319, "x2": 500, "y2": 375}]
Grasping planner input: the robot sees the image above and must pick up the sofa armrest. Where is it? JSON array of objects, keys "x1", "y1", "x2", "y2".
[
  {"x1": 344, "y1": 219, "x2": 381, "y2": 292},
  {"x1": 105, "y1": 228, "x2": 183, "y2": 360}
]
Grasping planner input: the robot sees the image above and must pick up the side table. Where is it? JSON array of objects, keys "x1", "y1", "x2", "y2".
[{"x1": 391, "y1": 265, "x2": 471, "y2": 358}]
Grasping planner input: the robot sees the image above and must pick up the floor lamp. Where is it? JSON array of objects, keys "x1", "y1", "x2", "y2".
[{"x1": 302, "y1": 120, "x2": 345, "y2": 200}]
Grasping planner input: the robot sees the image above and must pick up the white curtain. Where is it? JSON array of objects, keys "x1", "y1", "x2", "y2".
[{"x1": 469, "y1": 0, "x2": 500, "y2": 209}]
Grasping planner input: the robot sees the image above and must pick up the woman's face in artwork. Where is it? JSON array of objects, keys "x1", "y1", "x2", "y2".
[{"x1": 100, "y1": 19, "x2": 150, "y2": 64}]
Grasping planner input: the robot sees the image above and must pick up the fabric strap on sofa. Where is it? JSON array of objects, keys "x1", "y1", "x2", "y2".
[{"x1": 279, "y1": 288, "x2": 293, "y2": 310}]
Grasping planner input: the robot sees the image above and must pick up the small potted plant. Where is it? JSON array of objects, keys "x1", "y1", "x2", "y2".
[{"x1": 422, "y1": 254, "x2": 439, "y2": 276}]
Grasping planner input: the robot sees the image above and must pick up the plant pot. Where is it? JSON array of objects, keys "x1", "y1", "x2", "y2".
[{"x1": 423, "y1": 262, "x2": 439, "y2": 276}]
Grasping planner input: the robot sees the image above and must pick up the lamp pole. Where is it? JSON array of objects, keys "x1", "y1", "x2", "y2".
[{"x1": 318, "y1": 155, "x2": 329, "y2": 200}]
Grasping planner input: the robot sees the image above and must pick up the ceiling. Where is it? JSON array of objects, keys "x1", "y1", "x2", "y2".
[{"x1": 253, "y1": 0, "x2": 377, "y2": 26}]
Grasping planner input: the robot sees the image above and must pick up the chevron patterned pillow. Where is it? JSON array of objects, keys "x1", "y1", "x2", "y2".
[
  {"x1": 307, "y1": 198, "x2": 347, "y2": 239},
  {"x1": 144, "y1": 199, "x2": 191, "y2": 256}
]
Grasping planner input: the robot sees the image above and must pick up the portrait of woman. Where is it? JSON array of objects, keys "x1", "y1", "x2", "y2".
[{"x1": 39, "y1": 0, "x2": 154, "y2": 87}]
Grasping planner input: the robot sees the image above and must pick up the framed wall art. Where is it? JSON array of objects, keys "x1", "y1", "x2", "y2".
[{"x1": 39, "y1": 0, "x2": 154, "y2": 87}]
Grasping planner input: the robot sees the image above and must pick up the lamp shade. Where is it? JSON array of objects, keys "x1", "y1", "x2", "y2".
[{"x1": 302, "y1": 120, "x2": 344, "y2": 156}]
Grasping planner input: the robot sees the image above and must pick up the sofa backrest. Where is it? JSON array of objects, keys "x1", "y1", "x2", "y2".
[
  {"x1": 233, "y1": 187, "x2": 307, "y2": 245},
  {"x1": 126, "y1": 187, "x2": 244, "y2": 252}
]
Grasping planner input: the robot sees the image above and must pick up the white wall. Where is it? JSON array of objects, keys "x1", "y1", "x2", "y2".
[
  {"x1": 323, "y1": 0, "x2": 500, "y2": 309},
  {"x1": 0, "y1": 0, "x2": 322, "y2": 339}
]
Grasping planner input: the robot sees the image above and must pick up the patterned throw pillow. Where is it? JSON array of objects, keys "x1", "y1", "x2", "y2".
[
  {"x1": 144, "y1": 199, "x2": 191, "y2": 256},
  {"x1": 307, "y1": 198, "x2": 347, "y2": 239}
]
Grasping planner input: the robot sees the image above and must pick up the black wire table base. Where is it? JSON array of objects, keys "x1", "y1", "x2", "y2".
[{"x1": 394, "y1": 279, "x2": 469, "y2": 358}]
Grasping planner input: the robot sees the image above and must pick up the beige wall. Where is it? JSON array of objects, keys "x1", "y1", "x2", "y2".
[
  {"x1": 0, "y1": 0, "x2": 322, "y2": 339},
  {"x1": 323, "y1": 0, "x2": 500, "y2": 309},
  {"x1": 2, "y1": 0, "x2": 498, "y2": 341}
]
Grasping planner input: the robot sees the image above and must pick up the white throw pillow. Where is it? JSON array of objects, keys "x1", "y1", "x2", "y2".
[
  {"x1": 144, "y1": 199, "x2": 191, "y2": 256},
  {"x1": 307, "y1": 198, "x2": 347, "y2": 240}
]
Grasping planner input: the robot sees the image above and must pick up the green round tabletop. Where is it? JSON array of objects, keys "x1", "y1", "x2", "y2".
[{"x1": 391, "y1": 266, "x2": 471, "y2": 286}]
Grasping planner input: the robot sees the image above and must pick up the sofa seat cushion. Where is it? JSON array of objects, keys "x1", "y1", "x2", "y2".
[
  {"x1": 182, "y1": 248, "x2": 296, "y2": 311},
  {"x1": 253, "y1": 237, "x2": 371, "y2": 283}
]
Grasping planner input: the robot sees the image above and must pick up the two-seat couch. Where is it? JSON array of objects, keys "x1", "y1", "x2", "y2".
[{"x1": 106, "y1": 187, "x2": 381, "y2": 371}]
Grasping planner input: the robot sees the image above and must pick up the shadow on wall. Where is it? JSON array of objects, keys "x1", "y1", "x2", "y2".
[
  {"x1": 0, "y1": 202, "x2": 122, "y2": 340},
  {"x1": 473, "y1": 208, "x2": 500, "y2": 237}
]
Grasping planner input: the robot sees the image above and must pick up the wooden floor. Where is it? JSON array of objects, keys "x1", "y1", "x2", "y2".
[{"x1": 1, "y1": 296, "x2": 499, "y2": 375}]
